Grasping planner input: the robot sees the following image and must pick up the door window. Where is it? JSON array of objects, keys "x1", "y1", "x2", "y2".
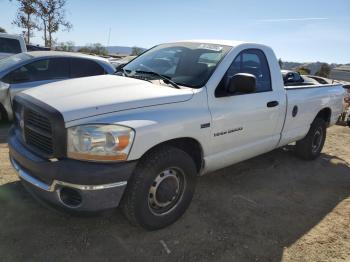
[
  {"x1": 216, "y1": 49, "x2": 272, "y2": 96},
  {"x1": 3, "y1": 58, "x2": 69, "y2": 84},
  {"x1": 70, "y1": 58, "x2": 105, "y2": 78}
]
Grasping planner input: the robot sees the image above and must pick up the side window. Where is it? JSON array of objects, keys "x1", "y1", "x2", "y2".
[
  {"x1": 0, "y1": 37, "x2": 21, "y2": 54},
  {"x1": 3, "y1": 58, "x2": 69, "y2": 84},
  {"x1": 216, "y1": 49, "x2": 272, "y2": 96},
  {"x1": 70, "y1": 59, "x2": 105, "y2": 78}
]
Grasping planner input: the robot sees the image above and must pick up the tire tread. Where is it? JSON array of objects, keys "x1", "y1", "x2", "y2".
[
  {"x1": 295, "y1": 117, "x2": 326, "y2": 160},
  {"x1": 120, "y1": 145, "x2": 196, "y2": 229}
]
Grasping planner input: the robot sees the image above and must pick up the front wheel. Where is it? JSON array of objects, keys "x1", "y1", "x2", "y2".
[
  {"x1": 295, "y1": 118, "x2": 327, "y2": 160},
  {"x1": 121, "y1": 146, "x2": 197, "y2": 230}
]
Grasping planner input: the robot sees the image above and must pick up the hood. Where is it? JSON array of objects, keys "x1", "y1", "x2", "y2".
[
  {"x1": 0, "y1": 53, "x2": 12, "y2": 60},
  {"x1": 24, "y1": 75, "x2": 194, "y2": 122}
]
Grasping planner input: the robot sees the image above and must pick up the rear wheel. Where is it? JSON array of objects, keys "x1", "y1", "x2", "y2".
[
  {"x1": 295, "y1": 118, "x2": 326, "y2": 160},
  {"x1": 121, "y1": 146, "x2": 197, "y2": 230}
]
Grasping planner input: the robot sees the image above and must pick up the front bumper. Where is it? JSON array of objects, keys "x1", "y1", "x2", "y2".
[{"x1": 8, "y1": 128, "x2": 137, "y2": 212}]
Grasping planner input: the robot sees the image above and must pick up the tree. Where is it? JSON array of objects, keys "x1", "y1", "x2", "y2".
[
  {"x1": 11, "y1": 0, "x2": 38, "y2": 44},
  {"x1": 78, "y1": 43, "x2": 108, "y2": 56},
  {"x1": 131, "y1": 46, "x2": 144, "y2": 56},
  {"x1": 55, "y1": 41, "x2": 74, "y2": 52},
  {"x1": 297, "y1": 66, "x2": 311, "y2": 75},
  {"x1": 36, "y1": 0, "x2": 72, "y2": 47},
  {"x1": 0, "y1": 27, "x2": 6, "y2": 33},
  {"x1": 278, "y1": 58, "x2": 283, "y2": 69},
  {"x1": 315, "y1": 63, "x2": 331, "y2": 78}
]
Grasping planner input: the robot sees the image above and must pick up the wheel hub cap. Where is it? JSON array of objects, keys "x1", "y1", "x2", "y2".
[
  {"x1": 312, "y1": 127, "x2": 323, "y2": 153},
  {"x1": 148, "y1": 168, "x2": 184, "y2": 215}
]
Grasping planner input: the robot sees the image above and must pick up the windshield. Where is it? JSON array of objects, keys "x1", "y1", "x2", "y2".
[
  {"x1": 0, "y1": 53, "x2": 32, "y2": 71},
  {"x1": 122, "y1": 42, "x2": 231, "y2": 88}
]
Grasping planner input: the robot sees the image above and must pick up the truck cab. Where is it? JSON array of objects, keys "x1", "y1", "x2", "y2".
[{"x1": 0, "y1": 33, "x2": 27, "y2": 60}]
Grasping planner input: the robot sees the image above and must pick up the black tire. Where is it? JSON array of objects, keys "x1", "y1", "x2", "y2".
[
  {"x1": 121, "y1": 146, "x2": 197, "y2": 230},
  {"x1": 295, "y1": 118, "x2": 326, "y2": 160}
]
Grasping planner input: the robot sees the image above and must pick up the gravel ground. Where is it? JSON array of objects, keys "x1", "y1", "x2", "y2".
[{"x1": 0, "y1": 123, "x2": 349, "y2": 262}]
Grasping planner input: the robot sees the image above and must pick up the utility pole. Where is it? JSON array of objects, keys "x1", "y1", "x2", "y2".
[{"x1": 106, "y1": 27, "x2": 111, "y2": 51}]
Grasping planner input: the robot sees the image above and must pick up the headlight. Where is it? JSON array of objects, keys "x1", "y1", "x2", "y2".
[{"x1": 67, "y1": 125, "x2": 135, "y2": 162}]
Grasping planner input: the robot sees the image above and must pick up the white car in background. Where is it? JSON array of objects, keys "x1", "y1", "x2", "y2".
[
  {"x1": 0, "y1": 51, "x2": 116, "y2": 121},
  {"x1": 109, "y1": 55, "x2": 137, "y2": 69},
  {"x1": 0, "y1": 33, "x2": 27, "y2": 60}
]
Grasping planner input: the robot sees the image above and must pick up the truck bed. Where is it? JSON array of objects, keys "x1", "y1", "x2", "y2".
[
  {"x1": 279, "y1": 83, "x2": 344, "y2": 147},
  {"x1": 284, "y1": 83, "x2": 342, "y2": 90}
]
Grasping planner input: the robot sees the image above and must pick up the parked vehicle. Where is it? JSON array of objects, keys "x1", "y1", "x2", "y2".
[
  {"x1": 0, "y1": 33, "x2": 27, "y2": 60},
  {"x1": 0, "y1": 51, "x2": 115, "y2": 121},
  {"x1": 9, "y1": 40, "x2": 344, "y2": 230},
  {"x1": 282, "y1": 70, "x2": 319, "y2": 86},
  {"x1": 109, "y1": 55, "x2": 137, "y2": 69},
  {"x1": 26, "y1": 44, "x2": 51, "y2": 51},
  {"x1": 341, "y1": 84, "x2": 350, "y2": 123}
]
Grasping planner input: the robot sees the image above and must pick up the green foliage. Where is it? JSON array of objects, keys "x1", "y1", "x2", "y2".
[
  {"x1": 297, "y1": 66, "x2": 311, "y2": 75},
  {"x1": 0, "y1": 27, "x2": 6, "y2": 33},
  {"x1": 315, "y1": 63, "x2": 331, "y2": 78},
  {"x1": 55, "y1": 41, "x2": 74, "y2": 52},
  {"x1": 131, "y1": 46, "x2": 144, "y2": 56},
  {"x1": 10, "y1": 0, "x2": 71, "y2": 47},
  {"x1": 36, "y1": 0, "x2": 72, "y2": 47},
  {"x1": 11, "y1": 0, "x2": 38, "y2": 44},
  {"x1": 78, "y1": 43, "x2": 108, "y2": 56}
]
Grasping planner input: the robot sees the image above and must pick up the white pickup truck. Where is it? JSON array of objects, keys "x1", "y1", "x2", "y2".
[
  {"x1": 9, "y1": 40, "x2": 344, "y2": 230},
  {"x1": 0, "y1": 33, "x2": 27, "y2": 60}
]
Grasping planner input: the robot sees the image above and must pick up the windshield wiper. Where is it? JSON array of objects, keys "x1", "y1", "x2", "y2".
[
  {"x1": 135, "y1": 70, "x2": 181, "y2": 89},
  {"x1": 116, "y1": 68, "x2": 152, "y2": 83}
]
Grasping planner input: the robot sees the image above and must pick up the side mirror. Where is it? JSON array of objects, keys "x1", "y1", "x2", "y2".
[{"x1": 227, "y1": 73, "x2": 256, "y2": 94}]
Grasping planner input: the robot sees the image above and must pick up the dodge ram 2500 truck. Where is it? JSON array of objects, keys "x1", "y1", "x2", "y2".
[{"x1": 8, "y1": 40, "x2": 344, "y2": 230}]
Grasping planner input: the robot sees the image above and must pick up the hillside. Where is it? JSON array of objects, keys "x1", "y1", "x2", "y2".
[
  {"x1": 282, "y1": 61, "x2": 341, "y2": 74},
  {"x1": 281, "y1": 61, "x2": 350, "y2": 82},
  {"x1": 74, "y1": 46, "x2": 145, "y2": 55}
]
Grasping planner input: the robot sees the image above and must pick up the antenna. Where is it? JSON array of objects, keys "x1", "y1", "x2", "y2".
[{"x1": 107, "y1": 27, "x2": 111, "y2": 51}]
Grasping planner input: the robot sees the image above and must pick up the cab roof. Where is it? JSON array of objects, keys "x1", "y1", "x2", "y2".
[{"x1": 178, "y1": 39, "x2": 247, "y2": 47}]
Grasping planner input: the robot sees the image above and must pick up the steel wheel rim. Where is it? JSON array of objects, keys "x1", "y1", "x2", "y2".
[
  {"x1": 148, "y1": 167, "x2": 186, "y2": 216},
  {"x1": 312, "y1": 127, "x2": 323, "y2": 153}
]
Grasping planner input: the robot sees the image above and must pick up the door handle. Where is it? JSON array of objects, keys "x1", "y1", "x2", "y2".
[{"x1": 267, "y1": 101, "x2": 279, "y2": 107}]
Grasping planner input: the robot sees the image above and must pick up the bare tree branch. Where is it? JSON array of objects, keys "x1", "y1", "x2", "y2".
[
  {"x1": 11, "y1": 0, "x2": 38, "y2": 44},
  {"x1": 36, "y1": 0, "x2": 72, "y2": 47}
]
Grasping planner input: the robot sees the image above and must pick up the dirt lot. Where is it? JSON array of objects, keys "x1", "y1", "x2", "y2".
[{"x1": 0, "y1": 123, "x2": 350, "y2": 262}]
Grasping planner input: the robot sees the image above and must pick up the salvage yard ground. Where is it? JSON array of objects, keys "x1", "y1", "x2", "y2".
[{"x1": 0, "y1": 123, "x2": 349, "y2": 262}]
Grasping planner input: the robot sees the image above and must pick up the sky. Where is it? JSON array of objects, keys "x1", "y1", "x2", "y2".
[{"x1": 0, "y1": 0, "x2": 349, "y2": 64}]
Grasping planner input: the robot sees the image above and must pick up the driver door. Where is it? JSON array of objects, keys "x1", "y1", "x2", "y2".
[{"x1": 207, "y1": 48, "x2": 285, "y2": 168}]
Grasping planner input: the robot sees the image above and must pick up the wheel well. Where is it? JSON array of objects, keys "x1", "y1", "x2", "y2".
[
  {"x1": 0, "y1": 103, "x2": 8, "y2": 122},
  {"x1": 316, "y1": 108, "x2": 331, "y2": 125},
  {"x1": 141, "y1": 138, "x2": 204, "y2": 172}
]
